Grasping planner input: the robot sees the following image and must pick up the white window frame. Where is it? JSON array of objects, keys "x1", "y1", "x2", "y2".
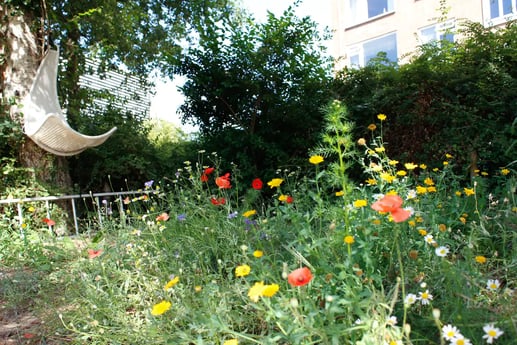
[
  {"x1": 347, "y1": 32, "x2": 398, "y2": 68},
  {"x1": 482, "y1": 0, "x2": 517, "y2": 27},
  {"x1": 418, "y1": 19, "x2": 456, "y2": 45},
  {"x1": 345, "y1": 0, "x2": 395, "y2": 27}
]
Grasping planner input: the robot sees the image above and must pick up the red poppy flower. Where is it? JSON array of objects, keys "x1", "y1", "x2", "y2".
[
  {"x1": 42, "y1": 217, "x2": 55, "y2": 226},
  {"x1": 215, "y1": 173, "x2": 231, "y2": 189},
  {"x1": 210, "y1": 197, "x2": 226, "y2": 205},
  {"x1": 371, "y1": 194, "x2": 411, "y2": 223},
  {"x1": 204, "y1": 167, "x2": 215, "y2": 175},
  {"x1": 287, "y1": 267, "x2": 313, "y2": 287},
  {"x1": 156, "y1": 213, "x2": 170, "y2": 221},
  {"x1": 251, "y1": 178, "x2": 263, "y2": 190},
  {"x1": 286, "y1": 195, "x2": 294, "y2": 204},
  {"x1": 23, "y1": 333, "x2": 35, "y2": 339},
  {"x1": 87, "y1": 249, "x2": 103, "y2": 259},
  {"x1": 200, "y1": 174, "x2": 209, "y2": 182}
]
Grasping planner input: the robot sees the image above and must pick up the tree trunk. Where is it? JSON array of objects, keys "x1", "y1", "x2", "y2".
[{"x1": 1, "y1": 4, "x2": 72, "y2": 191}]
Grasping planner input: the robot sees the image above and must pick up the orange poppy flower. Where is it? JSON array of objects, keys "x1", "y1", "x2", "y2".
[
  {"x1": 200, "y1": 174, "x2": 209, "y2": 182},
  {"x1": 87, "y1": 249, "x2": 103, "y2": 259},
  {"x1": 204, "y1": 167, "x2": 215, "y2": 175},
  {"x1": 287, "y1": 267, "x2": 313, "y2": 287},
  {"x1": 371, "y1": 194, "x2": 411, "y2": 223},
  {"x1": 215, "y1": 173, "x2": 231, "y2": 189},
  {"x1": 210, "y1": 197, "x2": 226, "y2": 205},
  {"x1": 42, "y1": 218, "x2": 55, "y2": 226},
  {"x1": 156, "y1": 213, "x2": 170, "y2": 222}
]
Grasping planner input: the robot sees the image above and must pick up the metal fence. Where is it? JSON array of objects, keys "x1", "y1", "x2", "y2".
[{"x1": 0, "y1": 190, "x2": 156, "y2": 235}]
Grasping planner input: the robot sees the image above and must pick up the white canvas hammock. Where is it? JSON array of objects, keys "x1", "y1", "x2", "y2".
[{"x1": 22, "y1": 49, "x2": 117, "y2": 156}]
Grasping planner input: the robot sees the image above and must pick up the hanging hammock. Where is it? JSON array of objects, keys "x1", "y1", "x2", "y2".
[{"x1": 22, "y1": 49, "x2": 117, "y2": 156}]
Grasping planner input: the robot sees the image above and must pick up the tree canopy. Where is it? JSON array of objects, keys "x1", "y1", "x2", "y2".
[{"x1": 176, "y1": 4, "x2": 334, "y2": 179}]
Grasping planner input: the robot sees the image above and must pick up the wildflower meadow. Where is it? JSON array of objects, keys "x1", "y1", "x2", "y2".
[{"x1": 0, "y1": 102, "x2": 515, "y2": 344}]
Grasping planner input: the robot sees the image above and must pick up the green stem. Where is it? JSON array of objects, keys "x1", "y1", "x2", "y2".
[{"x1": 394, "y1": 225, "x2": 408, "y2": 342}]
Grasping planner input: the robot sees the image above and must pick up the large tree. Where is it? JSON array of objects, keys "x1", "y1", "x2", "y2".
[
  {"x1": 0, "y1": 0, "x2": 232, "y2": 191},
  {"x1": 176, "y1": 4, "x2": 334, "y2": 180}
]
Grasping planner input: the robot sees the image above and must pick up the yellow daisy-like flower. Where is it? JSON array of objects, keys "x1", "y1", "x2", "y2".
[
  {"x1": 21, "y1": 223, "x2": 27, "y2": 229},
  {"x1": 501, "y1": 168, "x2": 510, "y2": 175},
  {"x1": 375, "y1": 146, "x2": 385, "y2": 153},
  {"x1": 28, "y1": 206, "x2": 35, "y2": 212},
  {"x1": 262, "y1": 283, "x2": 280, "y2": 297},
  {"x1": 455, "y1": 190, "x2": 462, "y2": 197},
  {"x1": 427, "y1": 186, "x2": 437, "y2": 193},
  {"x1": 353, "y1": 199, "x2": 368, "y2": 208},
  {"x1": 443, "y1": 161, "x2": 449, "y2": 166},
  {"x1": 243, "y1": 210, "x2": 257, "y2": 218},
  {"x1": 404, "y1": 162, "x2": 418, "y2": 170},
  {"x1": 372, "y1": 219, "x2": 381, "y2": 225},
  {"x1": 418, "y1": 229, "x2": 427, "y2": 236},
  {"x1": 335, "y1": 190, "x2": 345, "y2": 196},
  {"x1": 365, "y1": 178, "x2": 377, "y2": 185},
  {"x1": 396, "y1": 170, "x2": 407, "y2": 176},
  {"x1": 309, "y1": 155, "x2": 324, "y2": 165},
  {"x1": 267, "y1": 178, "x2": 284, "y2": 188},
  {"x1": 419, "y1": 163, "x2": 427, "y2": 169},
  {"x1": 163, "y1": 276, "x2": 180, "y2": 290},
  {"x1": 416, "y1": 185, "x2": 427, "y2": 194},
  {"x1": 438, "y1": 224, "x2": 447, "y2": 232},
  {"x1": 344, "y1": 235, "x2": 355, "y2": 244},
  {"x1": 223, "y1": 339, "x2": 238, "y2": 345},
  {"x1": 408, "y1": 220, "x2": 416, "y2": 227},
  {"x1": 459, "y1": 217, "x2": 467, "y2": 224},
  {"x1": 377, "y1": 114, "x2": 387, "y2": 121},
  {"x1": 463, "y1": 187, "x2": 475, "y2": 196},
  {"x1": 368, "y1": 123, "x2": 377, "y2": 131},
  {"x1": 248, "y1": 281, "x2": 265, "y2": 302},
  {"x1": 445, "y1": 153, "x2": 453, "y2": 159},
  {"x1": 388, "y1": 159, "x2": 399, "y2": 166},
  {"x1": 235, "y1": 264, "x2": 251, "y2": 277},
  {"x1": 253, "y1": 250, "x2": 263, "y2": 258},
  {"x1": 380, "y1": 173, "x2": 396, "y2": 183},
  {"x1": 151, "y1": 301, "x2": 171, "y2": 316},
  {"x1": 424, "y1": 177, "x2": 434, "y2": 186},
  {"x1": 194, "y1": 285, "x2": 202, "y2": 292},
  {"x1": 475, "y1": 255, "x2": 487, "y2": 264}
]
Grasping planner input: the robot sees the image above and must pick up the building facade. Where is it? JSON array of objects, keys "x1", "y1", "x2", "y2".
[{"x1": 331, "y1": 0, "x2": 516, "y2": 69}]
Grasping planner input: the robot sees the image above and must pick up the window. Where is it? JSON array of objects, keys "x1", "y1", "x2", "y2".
[
  {"x1": 346, "y1": 0, "x2": 395, "y2": 26},
  {"x1": 419, "y1": 20, "x2": 455, "y2": 45},
  {"x1": 483, "y1": 0, "x2": 516, "y2": 26},
  {"x1": 348, "y1": 33, "x2": 398, "y2": 68}
]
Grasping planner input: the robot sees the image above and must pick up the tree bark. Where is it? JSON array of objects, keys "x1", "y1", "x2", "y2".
[{"x1": 1, "y1": 4, "x2": 72, "y2": 191}]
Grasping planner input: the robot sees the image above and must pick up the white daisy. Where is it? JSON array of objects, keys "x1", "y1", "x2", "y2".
[
  {"x1": 386, "y1": 315, "x2": 397, "y2": 326},
  {"x1": 435, "y1": 246, "x2": 449, "y2": 257},
  {"x1": 486, "y1": 279, "x2": 501, "y2": 291},
  {"x1": 404, "y1": 293, "x2": 417, "y2": 306},
  {"x1": 418, "y1": 289, "x2": 433, "y2": 305},
  {"x1": 442, "y1": 324, "x2": 461, "y2": 341},
  {"x1": 450, "y1": 334, "x2": 472, "y2": 345},
  {"x1": 482, "y1": 323, "x2": 504, "y2": 344},
  {"x1": 424, "y1": 234, "x2": 436, "y2": 245}
]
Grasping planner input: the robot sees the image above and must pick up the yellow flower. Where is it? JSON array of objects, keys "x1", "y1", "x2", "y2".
[
  {"x1": 372, "y1": 219, "x2": 381, "y2": 225},
  {"x1": 396, "y1": 170, "x2": 407, "y2": 176},
  {"x1": 388, "y1": 160, "x2": 399, "y2": 166},
  {"x1": 353, "y1": 199, "x2": 368, "y2": 208},
  {"x1": 380, "y1": 173, "x2": 396, "y2": 183},
  {"x1": 408, "y1": 220, "x2": 416, "y2": 227},
  {"x1": 459, "y1": 216, "x2": 467, "y2": 224},
  {"x1": 223, "y1": 339, "x2": 238, "y2": 345},
  {"x1": 418, "y1": 229, "x2": 427, "y2": 236},
  {"x1": 278, "y1": 194, "x2": 288, "y2": 202},
  {"x1": 475, "y1": 255, "x2": 487, "y2": 264},
  {"x1": 163, "y1": 276, "x2": 180, "y2": 290},
  {"x1": 309, "y1": 155, "x2": 324, "y2": 165},
  {"x1": 375, "y1": 146, "x2": 385, "y2": 153},
  {"x1": 415, "y1": 216, "x2": 424, "y2": 223},
  {"x1": 416, "y1": 185, "x2": 427, "y2": 194},
  {"x1": 151, "y1": 301, "x2": 171, "y2": 316},
  {"x1": 21, "y1": 223, "x2": 27, "y2": 229},
  {"x1": 481, "y1": 171, "x2": 488, "y2": 176},
  {"x1": 443, "y1": 161, "x2": 449, "y2": 166},
  {"x1": 501, "y1": 168, "x2": 510, "y2": 176},
  {"x1": 344, "y1": 235, "x2": 355, "y2": 244},
  {"x1": 377, "y1": 114, "x2": 387, "y2": 121},
  {"x1": 368, "y1": 123, "x2": 377, "y2": 131},
  {"x1": 235, "y1": 264, "x2": 251, "y2": 277},
  {"x1": 427, "y1": 186, "x2": 437, "y2": 193},
  {"x1": 424, "y1": 177, "x2": 434, "y2": 186},
  {"x1": 243, "y1": 210, "x2": 257, "y2": 218},
  {"x1": 357, "y1": 138, "x2": 366, "y2": 146},
  {"x1": 365, "y1": 178, "x2": 377, "y2": 185},
  {"x1": 445, "y1": 153, "x2": 453, "y2": 159},
  {"x1": 419, "y1": 163, "x2": 427, "y2": 170},
  {"x1": 262, "y1": 283, "x2": 280, "y2": 297},
  {"x1": 28, "y1": 206, "x2": 35, "y2": 212},
  {"x1": 455, "y1": 190, "x2": 462, "y2": 197},
  {"x1": 438, "y1": 224, "x2": 447, "y2": 232},
  {"x1": 267, "y1": 178, "x2": 284, "y2": 188},
  {"x1": 194, "y1": 285, "x2": 202, "y2": 292},
  {"x1": 404, "y1": 162, "x2": 418, "y2": 170},
  {"x1": 463, "y1": 187, "x2": 475, "y2": 196},
  {"x1": 248, "y1": 281, "x2": 265, "y2": 302},
  {"x1": 335, "y1": 190, "x2": 345, "y2": 196},
  {"x1": 253, "y1": 250, "x2": 263, "y2": 258}
]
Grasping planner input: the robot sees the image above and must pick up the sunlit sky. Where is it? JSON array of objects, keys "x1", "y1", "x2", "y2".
[{"x1": 150, "y1": 0, "x2": 333, "y2": 132}]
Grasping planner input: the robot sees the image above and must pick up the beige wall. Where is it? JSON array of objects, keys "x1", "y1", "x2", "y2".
[{"x1": 331, "y1": 0, "x2": 485, "y2": 68}]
